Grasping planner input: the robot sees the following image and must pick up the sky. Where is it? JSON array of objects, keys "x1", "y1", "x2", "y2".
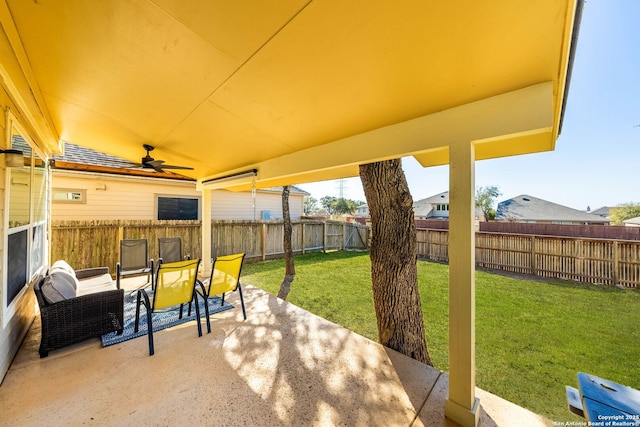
[{"x1": 298, "y1": 1, "x2": 640, "y2": 212}]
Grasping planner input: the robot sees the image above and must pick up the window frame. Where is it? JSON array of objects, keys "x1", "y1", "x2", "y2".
[
  {"x1": 3, "y1": 110, "x2": 49, "y2": 327},
  {"x1": 52, "y1": 188, "x2": 86, "y2": 204},
  {"x1": 155, "y1": 194, "x2": 201, "y2": 221}
]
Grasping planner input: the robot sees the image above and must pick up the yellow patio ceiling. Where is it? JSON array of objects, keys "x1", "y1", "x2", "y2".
[{"x1": 0, "y1": 0, "x2": 580, "y2": 188}]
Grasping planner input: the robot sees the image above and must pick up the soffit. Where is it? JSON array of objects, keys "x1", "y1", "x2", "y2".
[{"x1": 2, "y1": 0, "x2": 579, "y2": 186}]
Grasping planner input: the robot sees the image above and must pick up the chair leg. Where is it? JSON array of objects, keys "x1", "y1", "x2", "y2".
[
  {"x1": 145, "y1": 303, "x2": 154, "y2": 356},
  {"x1": 203, "y1": 294, "x2": 211, "y2": 334},
  {"x1": 134, "y1": 291, "x2": 142, "y2": 332},
  {"x1": 195, "y1": 282, "x2": 210, "y2": 333},
  {"x1": 189, "y1": 279, "x2": 204, "y2": 317},
  {"x1": 135, "y1": 289, "x2": 155, "y2": 355},
  {"x1": 237, "y1": 284, "x2": 247, "y2": 320},
  {"x1": 194, "y1": 294, "x2": 202, "y2": 337}
]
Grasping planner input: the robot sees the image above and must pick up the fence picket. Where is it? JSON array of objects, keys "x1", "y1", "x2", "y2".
[
  {"x1": 51, "y1": 220, "x2": 640, "y2": 288},
  {"x1": 51, "y1": 220, "x2": 369, "y2": 274},
  {"x1": 418, "y1": 228, "x2": 639, "y2": 288}
]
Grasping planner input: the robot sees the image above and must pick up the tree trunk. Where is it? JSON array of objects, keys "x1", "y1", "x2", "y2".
[
  {"x1": 277, "y1": 185, "x2": 295, "y2": 300},
  {"x1": 359, "y1": 159, "x2": 432, "y2": 366}
]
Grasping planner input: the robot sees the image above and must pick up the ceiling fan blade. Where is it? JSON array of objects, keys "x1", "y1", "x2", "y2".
[
  {"x1": 157, "y1": 164, "x2": 194, "y2": 170},
  {"x1": 144, "y1": 159, "x2": 164, "y2": 168},
  {"x1": 136, "y1": 145, "x2": 193, "y2": 172}
]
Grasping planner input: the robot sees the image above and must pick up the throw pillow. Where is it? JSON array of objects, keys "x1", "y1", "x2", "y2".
[
  {"x1": 41, "y1": 271, "x2": 78, "y2": 304},
  {"x1": 50, "y1": 259, "x2": 76, "y2": 276}
]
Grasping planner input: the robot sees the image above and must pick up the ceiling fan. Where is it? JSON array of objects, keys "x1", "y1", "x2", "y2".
[{"x1": 136, "y1": 144, "x2": 193, "y2": 172}]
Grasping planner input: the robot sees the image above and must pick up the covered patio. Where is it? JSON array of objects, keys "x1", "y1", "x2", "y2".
[
  {"x1": 0, "y1": 1, "x2": 582, "y2": 425},
  {"x1": 0, "y1": 282, "x2": 549, "y2": 426}
]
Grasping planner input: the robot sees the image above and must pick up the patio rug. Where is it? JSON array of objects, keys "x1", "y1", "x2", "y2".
[{"x1": 101, "y1": 290, "x2": 233, "y2": 347}]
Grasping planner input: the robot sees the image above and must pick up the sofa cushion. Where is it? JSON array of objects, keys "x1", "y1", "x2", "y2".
[
  {"x1": 76, "y1": 273, "x2": 117, "y2": 296},
  {"x1": 41, "y1": 271, "x2": 78, "y2": 304}
]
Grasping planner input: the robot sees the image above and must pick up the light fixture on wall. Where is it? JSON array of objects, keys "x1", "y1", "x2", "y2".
[
  {"x1": 95, "y1": 183, "x2": 107, "y2": 191},
  {"x1": 11, "y1": 176, "x2": 29, "y2": 186},
  {"x1": 0, "y1": 149, "x2": 24, "y2": 168}
]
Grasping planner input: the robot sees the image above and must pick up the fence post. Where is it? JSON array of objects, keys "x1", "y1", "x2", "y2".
[
  {"x1": 530, "y1": 235, "x2": 536, "y2": 276},
  {"x1": 613, "y1": 240, "x2": 619, "y2": 285},
  {"x1": 323, "y1": 222, "x2": 327, "y2": 252},
  {"x1": 343, "y1": 223, "x2": 346, "y2": 250},
  {"x1": 301, "y1": 222, "x2": 306, "y2": 254},
  {"x1": 261, "y1": 223, "x2": 267, "y2": 261},
  {"x1": 117, "y1": 225, "x2": 124, "y2": 263}
]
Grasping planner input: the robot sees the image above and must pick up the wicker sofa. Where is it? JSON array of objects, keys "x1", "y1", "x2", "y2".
[{"x1": 33, "y1": 260, "x2": 124, "y2": 358}]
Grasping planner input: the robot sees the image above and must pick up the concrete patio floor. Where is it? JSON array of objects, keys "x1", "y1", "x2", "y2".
[{"x1": 0, "y1": 281, "x2": 550, "y2": 426}]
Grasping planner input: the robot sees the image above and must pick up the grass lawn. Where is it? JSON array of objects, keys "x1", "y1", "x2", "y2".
[{"x1": 240, "y1": 250, "x2": 640, "y2": 422}]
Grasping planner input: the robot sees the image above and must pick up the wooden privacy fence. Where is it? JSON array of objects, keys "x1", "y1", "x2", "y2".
[
  {"x1": 212, "y1": 220, "x2": 369, "y2": 262},
  {"x1": 51, "y1": 220, "x2": 369, "y2": 273},
  {"x1": 417, "y1": 228, "x2": 640, "y2": 288}
]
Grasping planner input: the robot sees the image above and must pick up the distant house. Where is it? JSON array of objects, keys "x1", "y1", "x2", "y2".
[
  {"x1": 588, "y1": 206, "x2": 611, "y2": 219},
  {"x1": 50, "y1": 143, "x2": 308, "y2": 221},
  {"x1": 623, "y1": 217, "x2": 640, "y2": 227},
  {"x1": 496, "y1": 194, "x2": 610, "y2": 225},
  {"x1": 355, "y1": 204, "x2": 369, "y2": 217},
  {"x1": 414, "y1": 191, "x2": 450, "y2": 219}
]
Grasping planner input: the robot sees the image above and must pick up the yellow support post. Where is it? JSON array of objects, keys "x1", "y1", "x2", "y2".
[{"x1": 445, "y1": 141, "x2": 480, "y2": 427}]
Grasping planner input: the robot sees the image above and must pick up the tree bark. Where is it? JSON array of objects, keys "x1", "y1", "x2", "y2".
[
  {"x1": 359, "y1": 159, "x2": 432, "y2": 366},
  {"x1": 277, "y1": 185, "x2": 295, "y2": 300}
]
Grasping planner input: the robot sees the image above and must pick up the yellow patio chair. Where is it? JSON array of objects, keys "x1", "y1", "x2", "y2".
[
  {"x1": 195, "y1": 253, "x2": 246, "y2": 334},
  {"x1": 134, "y1": 258, "x2": 203, "y2": 355}
]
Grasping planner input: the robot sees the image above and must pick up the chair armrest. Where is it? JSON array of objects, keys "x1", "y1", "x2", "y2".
[
  {"x1": 116, "y1": 258, "x2": 155, "y2": 289},
  {"x1": 75, "y1": 267, "x2": 110, "y2": 280}
]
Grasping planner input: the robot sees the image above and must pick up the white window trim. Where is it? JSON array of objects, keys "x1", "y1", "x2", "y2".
[
  {"x1": 52, "y1": 188, "x2": 86, "y2": 204},
  {"x1": 3, "y1": 110, "x2": 48, "y2": 327}
]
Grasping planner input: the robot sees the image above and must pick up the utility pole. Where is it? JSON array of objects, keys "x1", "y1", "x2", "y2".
[{"x1": 338, "y1": 178, "x2": 346, "y2": 199}]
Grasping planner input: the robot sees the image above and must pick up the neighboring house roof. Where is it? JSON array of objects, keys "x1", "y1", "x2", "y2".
[
  {"x1": 420, "y1": 191, "x2": 449, "y2": 204},
  {"x1": 589, "y1": 206, "x2": 611, "y2": 217},
  {"x1": 51, "y1": 142, "x2": 310, "y2": 195},
  {"x1": 53, "y1": 142, "x2": 139, "y2": 169},
  {"x1": 51, "y1": 142, "x2": 194, "y2": 181},
  {"x1": 623, "y1": 217, "x2": 640, "y2": 226},
  {"x1": 496, "y1": 194, "x2": 609, "y2": 223},
  {"x1": 257, "y1": 186, "x2": 310, "y2": 196},
  {"x1": 413, "y1": 191, "x2": 448, "y2": 217}
]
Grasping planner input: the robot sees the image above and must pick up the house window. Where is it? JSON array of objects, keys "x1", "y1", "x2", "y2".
[
  {"x1": 52, "y1": 188, "x2": 85, "y2": 203},
  {"x1": 157, "y1": 196, "x2": 199, "y2": 220},
  {"x1": 4, "y1": 113, "x2": 48, "y2": 324}
]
